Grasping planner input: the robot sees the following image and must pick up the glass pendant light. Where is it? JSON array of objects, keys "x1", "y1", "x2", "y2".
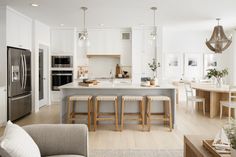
[
  {"x1": 150, "y1": 7, "x2": 157, "y2": 40},
  {"x1": 206, "y1": 18, "x2": 232, "y2": 53},
  {"x1": 79, "y1": 7, "x2": 90, "y2": 47}
]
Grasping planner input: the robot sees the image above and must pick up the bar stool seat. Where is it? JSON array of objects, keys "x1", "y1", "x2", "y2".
[
  {"x1": 121, "y1": 96, "x2": 145, "y2": 131},
  {"x1": 96, "y1": 96, "x2": 117, "y2": 101},
  {"x1": 146, "y1": 96, "x2": 172, "y2": 131},
  {"x1": 94, "y1": 96, "x2": 118, "y2": 131},
  {"x1": 67, "y1": 95, "x2": 92, "y2": 130},
  {"x1": 69, "y1": 95, "x2": 92, "y2": 101},
  {"x1": 147, "y1": 96, "x2": 170, "y2": 101}
]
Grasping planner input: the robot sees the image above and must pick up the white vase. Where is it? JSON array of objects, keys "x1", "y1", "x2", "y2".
[
  {"x1": 231, "y1": 148, "x2": 236, "y2": 157},
  {"x1": 154, "y1": 78, "x2": 158, "y2": 86}
]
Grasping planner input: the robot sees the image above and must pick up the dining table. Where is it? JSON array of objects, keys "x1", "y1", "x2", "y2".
[{"x1": 191, "y1": 83, "x2": 236, "y2": 118}]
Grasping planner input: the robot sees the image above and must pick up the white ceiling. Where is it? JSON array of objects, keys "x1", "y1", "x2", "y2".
[{"x1": 1, "y1": 0, "x2": 236, "y2": 30}]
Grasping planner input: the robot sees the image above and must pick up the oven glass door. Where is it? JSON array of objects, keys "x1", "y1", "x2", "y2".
[{"x1": 52, "y1": 71, "x2": 72, "y2": 91}]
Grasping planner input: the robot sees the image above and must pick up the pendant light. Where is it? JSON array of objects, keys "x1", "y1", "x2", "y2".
[
  {"x1": 206, "y1": 18, "x2": 232, "y2": 53},
  {"x1": 79, "y1": 7, "x2": 90, "y2": 47},
  {"x1": 150, "y1": 7, "x2": 157, "y2": 40}
]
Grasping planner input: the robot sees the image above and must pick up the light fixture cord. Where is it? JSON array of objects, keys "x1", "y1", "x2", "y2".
[
  {"x1": 154, "y1": 9, "x2": 156, "y2": 26},
  {"x1": 83, "y1": 9, "x2": 86, "y2": 31}
]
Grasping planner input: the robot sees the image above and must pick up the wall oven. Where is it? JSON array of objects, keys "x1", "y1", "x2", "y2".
[
  {"x1": 52, "y1": 71, "x2": 73, "y2": 91},
  {"x1": 51, "y1": 56, "x2": 73, "y2": 68}
]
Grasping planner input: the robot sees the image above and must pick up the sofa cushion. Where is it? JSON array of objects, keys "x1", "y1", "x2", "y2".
[
  {"x1": 0, "y1": 121, "x2": 41, "y2": 157},
  {"x1": 46, "y1": 155, "x2": 85, "y2": 157}
]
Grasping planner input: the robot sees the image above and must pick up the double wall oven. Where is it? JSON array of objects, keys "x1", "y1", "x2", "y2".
[{"x1": 51, "y1": 56, "x2": 73, "y2": 91}]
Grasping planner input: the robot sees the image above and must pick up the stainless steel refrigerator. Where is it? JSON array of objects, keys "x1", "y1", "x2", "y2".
[{"x1": 7, "y1": 47, "x2": 32, "y2": 121}]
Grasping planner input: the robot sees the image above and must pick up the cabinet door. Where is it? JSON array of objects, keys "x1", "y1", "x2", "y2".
[
  {"x1": 6, "y1": 8, "x2": 32, "y2": 49},
  {"x1": 51, "y1": 29, "x2": 74, "y2": 54},
  {"x1": 6, "y1": 9, "x2": 20, "y2": 48},
  {"x1": 19, "y1": 17, "x2": 32, "y2": 49},
  {"x1": 0, "y1": 87, "x2": 7, "y2": 126}
]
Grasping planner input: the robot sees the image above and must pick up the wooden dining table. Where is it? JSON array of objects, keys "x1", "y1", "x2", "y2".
[{"x1": 191, "y1": 83, "x2": 235, "y2": 118}]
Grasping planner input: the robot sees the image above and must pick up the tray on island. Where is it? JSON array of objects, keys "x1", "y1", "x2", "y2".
[{"x1": 202, "y1": 140, "x2": 231, "y2": 157}]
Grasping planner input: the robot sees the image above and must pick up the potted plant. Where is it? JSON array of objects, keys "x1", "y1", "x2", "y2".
[
  {"x1": 148, "y1": 58, "x2": 160, "y2": 85},
  {"x1": 206, "y1": 68, "x2": 228, "y2": 87},
  {"x1": 224, "y1": 119, "x2": 236, "y2": 156}
]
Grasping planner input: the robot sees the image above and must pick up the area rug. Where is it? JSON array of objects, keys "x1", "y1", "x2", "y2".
[{"x1": 90, "y1": 149, "x2": 183, "y2": 157}]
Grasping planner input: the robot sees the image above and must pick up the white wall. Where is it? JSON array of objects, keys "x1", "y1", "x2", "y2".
[
  {"x1": 0, "y1": 6, "x2": 7, "y2": 87},
  {"x1": 162, "y1": 27, "x2": 233, "y2": 82},
  {"x1": 233, "y1": 30, "x2": 236, "y2": 85},
  {"x1": 32, "y1": 20, "x2": 50, "y2": 112}
]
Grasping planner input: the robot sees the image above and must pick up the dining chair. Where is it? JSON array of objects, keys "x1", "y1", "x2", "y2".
[
  {"x1": 184, "y1": 82, "x2": 205, "y2": 115},
  {"x1": 220, "y1": 86, "x2": 236, "y2": 121}
]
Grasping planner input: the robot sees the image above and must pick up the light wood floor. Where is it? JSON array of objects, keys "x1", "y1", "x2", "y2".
[{"x1": 0, "y1": 102, "x2": 227, "y2": 150}]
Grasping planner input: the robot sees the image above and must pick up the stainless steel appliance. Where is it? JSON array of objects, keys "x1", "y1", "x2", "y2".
[
  {"x1": 52, "y1": 71, "x2": 73, "y2": 91},
  {"x1": 7, "y1": 47, "x2": 32, "y2": 121},
  {"x1": 51, "y1": 56, "x2": 73, "y2": 68}
]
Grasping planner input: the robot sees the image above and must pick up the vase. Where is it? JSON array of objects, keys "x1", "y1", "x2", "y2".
[
  {"x1": 231, "y1": 148, "x2": 236, "y2": 157},
  {"x1": 216, "y1": 77, "x2": 223, "y2": 87},
  {"x1": 150, "y1": 79, "x2": 155, "y2": 86}
]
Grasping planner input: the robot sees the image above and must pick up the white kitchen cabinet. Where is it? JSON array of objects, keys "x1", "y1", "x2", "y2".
[
  {"x1": 0, "y1": 87, "x2": 7, "y2": 126},
  {"x1": 51, "y1": 29, "x2": 74, "y2": 54},
  {"x1": 6, "y1": 7, "x2": 32, "y2": 49},
  {"x1": 87, "y1": 29, "x2": 122, "y2": 54}
]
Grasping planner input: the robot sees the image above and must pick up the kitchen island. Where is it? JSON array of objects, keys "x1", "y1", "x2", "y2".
[{"x1": 59, "y1": 81, "x2": 177, "y2": 127}]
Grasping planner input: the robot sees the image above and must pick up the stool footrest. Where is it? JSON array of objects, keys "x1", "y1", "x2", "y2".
[
  {"x1": 97, "y1": 113, "x2": 116, "y2": 116},
  {"x1": 96, "y1": 118, "x2": 115, "y2": 121}
]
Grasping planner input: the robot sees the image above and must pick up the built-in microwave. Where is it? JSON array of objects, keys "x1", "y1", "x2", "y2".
[{"x1": 51, "y1": 56, "x2": 73, "y2": 68}]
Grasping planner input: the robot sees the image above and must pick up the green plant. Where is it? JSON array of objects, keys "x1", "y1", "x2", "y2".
[
  {"x1": 224, "y1": 119, "x2": 236, "y2": 149},
  {"x1": 206, "y1": 68, "x2": 228, "y2": 79},
  {"x1": 148, "y1": 58, "x2": 160, "y2": 72}
]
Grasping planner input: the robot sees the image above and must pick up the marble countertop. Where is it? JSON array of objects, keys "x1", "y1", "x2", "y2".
[{"x1": 59, "y1": 81, "x2": 176, "y2": 90}]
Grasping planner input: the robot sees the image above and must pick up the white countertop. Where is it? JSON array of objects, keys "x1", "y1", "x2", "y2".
[{"x1": 59, "y1": 81, "x2": 176, "y2": 90}]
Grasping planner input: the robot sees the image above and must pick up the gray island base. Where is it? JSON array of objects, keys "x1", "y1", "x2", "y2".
[{"x1": 59, "y1": 82, "x2": 176, "y2": 128}]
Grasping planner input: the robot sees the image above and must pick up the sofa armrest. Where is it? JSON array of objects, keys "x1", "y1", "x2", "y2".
[{"x1": 23, "y1": 124, "x2": 88, "y2": 157}]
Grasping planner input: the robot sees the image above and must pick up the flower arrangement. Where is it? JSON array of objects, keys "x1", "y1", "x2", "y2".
[
  {"x1": 206, "y1": 68, "x2": 228, "y2": 87},
  {"x1": 224, "y1": 119, "x2": 236, "y2": 149},
  {"x1": 206, "y1": 68, "x2": 228, "y2": 79},
  {"x1": 148, "y1": 58, "x2": 160, "y2": 79}
]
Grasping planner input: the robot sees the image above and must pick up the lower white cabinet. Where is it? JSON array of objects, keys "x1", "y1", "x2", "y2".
[{"x1": 0, "y1": 87, "x2": 7, "y2": 126}]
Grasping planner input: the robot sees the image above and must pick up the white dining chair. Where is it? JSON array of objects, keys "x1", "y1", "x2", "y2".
[
  {"x1": 184, "y1": 82, "x2": 205, "y2": 115},
  {"x1": 220, "y1": 86, "x2": 236, "y2": 120}
]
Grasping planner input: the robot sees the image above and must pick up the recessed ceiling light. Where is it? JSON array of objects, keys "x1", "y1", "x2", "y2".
[
  {"x1": 60, "y1": 24, "x2": 64, "y2": 27},
  {"x1": 31, "y1": 3, "x2": 40, "y2": 7},
  {"x1": 100, "y1": 24, "x2": 104, "y2": 27}
]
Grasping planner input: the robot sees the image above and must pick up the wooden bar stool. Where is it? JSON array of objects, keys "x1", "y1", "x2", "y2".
[
  {"x1": 146, "y1": 96, "x2": 172, "y2": 131},
  {"x1": 121, "y1": 96, "x2": 145, "y2": 131},
  {"x1": 67, "y1": 95, "x2": 93, "y2": 130},
  {"x1": 94, "y1": 96, "x2": 118, "y2": 131}
]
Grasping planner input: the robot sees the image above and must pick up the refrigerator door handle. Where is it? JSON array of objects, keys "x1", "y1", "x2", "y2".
[
  {"x1": 21, "y1": 54, "x2": 24, "y2": 88},
  {"x1": 23, "y1": 55, "x2": 27, "y2": 89},
  {"x1": 11, "y1": 93, "x2": 31, "y2": 101}
]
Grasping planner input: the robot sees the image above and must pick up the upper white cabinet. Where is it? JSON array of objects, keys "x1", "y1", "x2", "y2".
[
  {"x1": 6, "y1": 7, "x2": 32, "y2": 50},
  {"x1": 0, "y1": 86, "x2": 7, "y2": 126},
  {"x1": 51, "y1": 29, "x2": 75, "y2": 54},
  {"x1": 85, "y1": 28, "x2": 132, "y2": 66},
  {"x1": 87, "y1": 29, "x2": 122, "y2": 54}
]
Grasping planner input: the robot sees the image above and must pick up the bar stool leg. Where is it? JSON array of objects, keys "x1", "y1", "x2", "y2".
[
  {"x1": 121, "y1": 97, "x2": 125, "y2": 131},
  {"x1": 147, "y1": 99, "x2": 151, "y2": 131},
  {"x1": 168, "y1": 100, "x2": 172, "y2": 132},
  {"x1": 141, "y1": 99, "x2": 145, "y2": 131},
  {"x1": 87, "y1": 98, "x2": 91, "y2": 131},
  {"x1": 94, "y1": 98, "x2": 98, "y2": 131},
  {"x1": 67, "y1": 97, "x2": 71, "y2": 124},
  {"x1": 115, "y1": 98, "x2": 119, "y2": 131},
  {"x1": 71, "y1": 101, "x2": 75, "y2": 124}
]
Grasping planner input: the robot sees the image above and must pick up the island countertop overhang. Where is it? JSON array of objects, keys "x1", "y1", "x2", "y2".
[{"x1": 59, "y1": 82, "x2": 176, "y2": 90}]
